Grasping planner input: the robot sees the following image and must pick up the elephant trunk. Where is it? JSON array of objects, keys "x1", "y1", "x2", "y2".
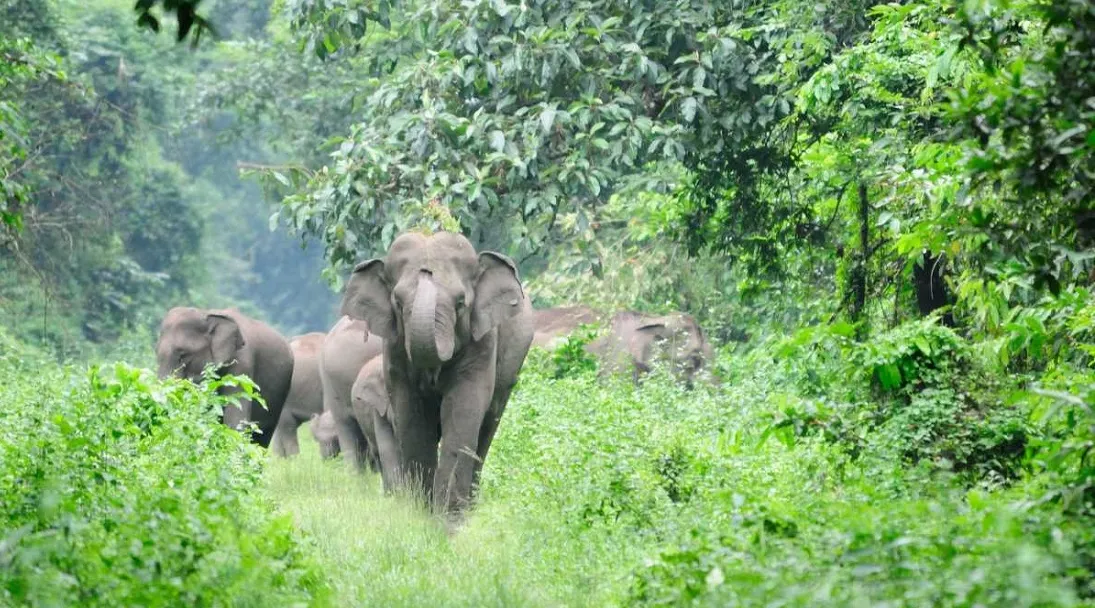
[{"x1": 407, "y1": 271, "x2": 454, "y2": 367}]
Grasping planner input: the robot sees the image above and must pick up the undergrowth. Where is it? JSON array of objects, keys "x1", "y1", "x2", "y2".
[
  {"x1": 3, "y1": 304, "x2": 1095, "y2": 606},
  {"x1": 0, "y1": 330, "x2": 329, "y2": 607}
]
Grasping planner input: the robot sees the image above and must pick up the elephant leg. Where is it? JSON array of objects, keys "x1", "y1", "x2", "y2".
[
  {"x1": 271, "y1": 410, "x2": 302, "y2": 457},
  {"x1": 434, "y1": 372, "x2": 496, "y2": 517},
  {"x1": 471, "y1": 393, "x2": 511, "y2": 492},
  {"x1": 333, "y1": 413, "x2": 370, "y2": 471},
  {"x1": 373, "y1": 411, "x2": 400, "y2": 494},
  {"x1": 393, "y1": 398, "x2": 440, "y2": 504},
  {"x1": 388, "y1": 365, "x2": 439, "y2": 501}
]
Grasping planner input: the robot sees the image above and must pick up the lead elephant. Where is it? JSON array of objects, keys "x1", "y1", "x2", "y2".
[
  {"x1": 351, "y1": 355, "x2": 398, "y2": 492},
  {"x1": 589, "y1": 310, "x2": 718, "y2": 388},
  {"x1": 271, "y1": 332, "x2": 326, "y2": 457},
  {"x1": 341, "y1": 231, "x2": 534, "y2": 519},
  {"x1": 531, "y1": 305, "x2": 601, "y2": 350},
  {"x1": 318, "y1": 315, "x2": 384, "y2": 471},
  {"x1": 155, "y1": 307, "x2": 294, "y2": 448}
]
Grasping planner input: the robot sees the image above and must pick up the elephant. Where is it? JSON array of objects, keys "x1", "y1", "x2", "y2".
[
  {"x1": 341, "y1": 231, "x2": 534, "y2": 518},
  {"x1": 270, "y1": 332, "x2": 326, "y2": 457},
  {"x1": 350, "y1": 355, "x2": 399, "y2": 492},
  {"x1": 531, "y1": 305, "x2": 601, "y2": 350},
  {"x1": 155, "y1": 307, "x2": 294, "y2": 448},
  {"x1": 318, "y1": 315, "x2": 384, "y2": 471},
  {"x1": 309, "y1": 410, "x2": 341, "y2": 459},
  {"x1": 588, "y1": 310, "x2": 718, "y2": 388}
]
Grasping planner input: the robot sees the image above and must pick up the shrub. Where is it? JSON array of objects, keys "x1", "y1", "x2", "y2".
[{"x1": 0, "y1": 334, "x2": 329, "y2": 607}]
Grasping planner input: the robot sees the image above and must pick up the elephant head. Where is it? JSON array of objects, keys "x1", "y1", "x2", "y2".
[
  {"x1": 341, "y1": 232, "x2": 525, "y2": 367},
  {"x1": 309, "y1": 411, "x2": 341, "y2": 459},
  {"x1": 629, "y1": 312, "x2": 716, "y2": 387},
  {"x1": 155, "y1": 307, "x2": 245, "y2": 381}
]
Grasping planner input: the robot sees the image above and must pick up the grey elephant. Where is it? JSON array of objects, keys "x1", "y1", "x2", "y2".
[
  {"x1": 341, "y1": 231, "x2": 534, "y2": 518},
  {"x1": 309, "y1": 410, "x2": 341, "y2": 459},
  {"x1": 318, "y1": 315, "x2": 384, "y2": 471},
  {"x1": 155, "y1": 307, "x2": 294, "y2": 448},
  {"x1": 589, "y1": 310, "x2": 718, "y2": 388},
  {"x1": 531, "y1": 305, "x2": 601, "y2": 350},
  {"x1": 351, "y1": 355, "x2": 398, "y2": 492},
  {"x1": 270, "y1": 332, "x2": 326, "y2": 457}
]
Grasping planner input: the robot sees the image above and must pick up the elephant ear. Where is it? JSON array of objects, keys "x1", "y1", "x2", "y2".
[
  {"x1": 341, "y1": 259, "x2": 397, "y2": 341},
  {"x1": 633, "y1": 320, "x2": 672, "y2": 359},
  {"x1": 206, "y1": 313, "x2": 245, "y2": 367},
  {"x1": 471, "y1": 251, "x2": 525, "y2": 341}
]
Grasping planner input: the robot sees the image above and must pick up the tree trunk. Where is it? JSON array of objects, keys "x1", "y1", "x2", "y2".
[
  {"x1": 913, "y1": 252, "x2": 954, "y2": 326},
  {"x1": 850, "y1": 182, "x2": 869, "y2": 336}
]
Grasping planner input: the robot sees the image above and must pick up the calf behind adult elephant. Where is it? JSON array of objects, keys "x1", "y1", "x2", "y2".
[
  {"x1": 156, "y1": 307, "x2": 294, "y2": 448},
  {"x1": 351, "y1": 355, "x2": 398, "y2": 492},
  {"x1": 309, "y1": 411, "x2": 341, "y2": 459},
  {"x1": 318, "y1": 315, "x2": 383, "y2": 471},
  {"x1": 271, "y1": 332, "x2": 326, "y2": 457},
  {"x1": 590, "y1": 310, "x2": 717, "y2": 388},
  {"x1": 531, "y1": 305, "x2": 600, "y2": 350},
  {"x1": 341, "y1": 231, "x2": 534, "y2": 519}
]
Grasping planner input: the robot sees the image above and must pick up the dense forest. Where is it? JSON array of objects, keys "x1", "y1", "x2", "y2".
[{"x1": 2, "y1": 0, "x2": 1094, "y2": 605}]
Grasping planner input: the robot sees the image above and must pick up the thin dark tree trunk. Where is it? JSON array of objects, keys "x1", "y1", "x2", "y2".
[
  {"x1": 913, "y1": 252, "x2": 954, "y2": 326},
  {"x1": 850, "y1": 182, "x2": 869, "y2": 335}
]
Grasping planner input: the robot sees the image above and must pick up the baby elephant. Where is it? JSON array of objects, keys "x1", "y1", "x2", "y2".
[
  {"x1": 351, "y1": 356, "x2": 398, "y2": 492},
  {"x1": 309, "y1": 411, "x2": 341, "y2": 459},
  {"x1": 270, "y1": 332, "x2": 326, "y2": 457},
  {"x1": 155, "y1": 306, "x2": 294, "y2": 448}
]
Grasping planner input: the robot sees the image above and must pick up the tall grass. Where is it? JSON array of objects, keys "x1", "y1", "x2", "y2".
[
  {"x1": 2, "y1": 326, "x2": 1090, "y2": 607},
  {"x1": 266, "y1": 355, "x2": 1088, "y2": 607}
]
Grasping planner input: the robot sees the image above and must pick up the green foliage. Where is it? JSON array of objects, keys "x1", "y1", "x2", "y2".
[
  {"x1": 952, "y1": 0, "x2": 1095, "y2": 284},
  {"x1": 547, "y1": 323, "x2": 600, "y2": 379},
  {"x1": 1, "y1": 0, "x2": 339, "y2": 349},
  {"x1": 0, "y1": 36, "x2": 65, "y2": 235},
  {"x1": 260, "y1": 357, "x2": 1094, "y2": 604},
  {"x1": 772, "y1": 318, "x2": 1031, "y2": 481},
  {"x1": 261, "y1": 0, "x2": 808, "y2": 264},
  {"x1": 0, "y1": 332, "x2": 328, "y2": 606}
]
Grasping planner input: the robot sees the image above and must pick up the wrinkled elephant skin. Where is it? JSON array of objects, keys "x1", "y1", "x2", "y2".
[
  {"x1": 531, "y1": 305, "x2": 601, "y2": 350},
  {"x1": 309, "y1": 410, "x2": 341, "y2": 459},
  {"x1": 351, "y1": 355, "x2": 399, "y2": 492},
  {"x1": 155, "y1": 307, "x2": 294, "y2": 448},
  {"x1": 271, "y1": 332, "x2": 326, "y2": 457},
  {"x1": 341, "y1": 231, "x2": 534, "y2": 520},
  {"x1": 318, "y1": 315, "x2": 383, "y2": 471},
  {"x1": 589, "y1": 311, "x2": 718, "y2": 388}
]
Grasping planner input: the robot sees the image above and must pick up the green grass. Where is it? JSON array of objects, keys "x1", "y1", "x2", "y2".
[
  {"x1": 265, "y1": 358, "x2": 1092, "y2": 607},
  {"x1": 3, "y1": 327, "x2": 1093, "y2": 607}
]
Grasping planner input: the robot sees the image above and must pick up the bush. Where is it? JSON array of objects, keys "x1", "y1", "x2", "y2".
[
  {"x1": 769, "y1": 319, "x2": 1030, "y2": 482},
  {"x1": 0, "y1": 333, "x2": 329, "y2": 607},
  {"x1": 479, "y1": 354, "x2": 1088, "y2": 606}
]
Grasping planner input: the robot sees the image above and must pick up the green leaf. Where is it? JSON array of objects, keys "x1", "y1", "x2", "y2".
[
  {"x1": 540, "y1": 105, "x2": 557, "y2": 134},
  {"x1": 875, "y1": 364, "x2": 902, "y2": 390},
  {"x1": 913, "y1": 336, "x2": 932, "y2": 357},
  {"x1": 489, "y1": 130, "x2": 505, "y2": 152},
  {"x1": 681, "y1": 97, "x2": 698, "y2": 123}
]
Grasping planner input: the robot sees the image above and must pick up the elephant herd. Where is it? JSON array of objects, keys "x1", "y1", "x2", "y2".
[{"x1": 155, "y1": 231, "x2": 718, "y2": 521}]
